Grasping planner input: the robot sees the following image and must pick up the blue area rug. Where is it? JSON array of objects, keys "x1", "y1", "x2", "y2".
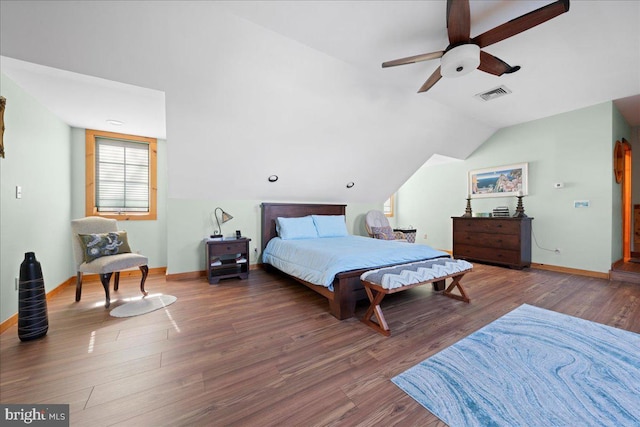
[{"x1": 392, "y1": 304, "x2": 640, "y2": 426}]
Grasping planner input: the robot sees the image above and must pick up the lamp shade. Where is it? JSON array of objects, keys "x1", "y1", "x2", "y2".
[
  {"x1": 440, "y1": 44, "x2": 480, "y2": 78},
  {"x1": 213, "y1": 207, "x2": 234, "y2": 235},
  {"x1": 220, "y1": 210, "x2": 233, "y2": 223}
]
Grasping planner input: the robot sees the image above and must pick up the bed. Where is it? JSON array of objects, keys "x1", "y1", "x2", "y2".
[{"x1": 260, "y1": 202, "x2": 450, "y2": 320}]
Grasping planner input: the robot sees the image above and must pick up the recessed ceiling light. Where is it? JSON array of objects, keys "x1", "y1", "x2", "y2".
[
  {"x1": 106, "y1": 119, "x2": 124, "y2": 126},
  {"x1": 346, "y1": 182, "x2": 355, "y2": 189},
  {"x1": 268, "y1": 175, "x2": 279, "y2": 182}
]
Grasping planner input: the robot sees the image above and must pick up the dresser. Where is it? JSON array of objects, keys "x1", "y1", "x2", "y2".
[{"x1": 452, "y1": 217, "x2": 532, "y2": 269}]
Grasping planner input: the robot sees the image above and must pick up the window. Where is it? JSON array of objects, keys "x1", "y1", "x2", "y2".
[
  {"x1": 86, "y1": 129, "x2": 157, "y2": 220},
  {"x1": 384, "y1": 195, "x2": 395, "y2": 217}
]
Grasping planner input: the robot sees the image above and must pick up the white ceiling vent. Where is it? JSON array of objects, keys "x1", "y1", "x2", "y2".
[{"x1": 475, "y1": 85, "x2": 512, "y2": 102}]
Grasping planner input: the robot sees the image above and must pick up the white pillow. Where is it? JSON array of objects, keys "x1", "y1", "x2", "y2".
[
  {"x1": 276, "y1": 216, "x2": 319, "y2": 240},
  {"x1": 312, "y1": 215, "x2": 349, "y2": 237}
]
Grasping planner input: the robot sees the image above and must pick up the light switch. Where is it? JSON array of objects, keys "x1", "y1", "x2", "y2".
[{"x1": 16, "y1": 186, "x2": 22, "y2": 199}]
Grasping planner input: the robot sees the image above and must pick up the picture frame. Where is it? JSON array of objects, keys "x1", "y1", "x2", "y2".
[
  {"x1": 0, "y1": 96, "x2": 5, "y2": 158},
  {"x1": 469, "y1": 162, "x2": 528, "y2": 198}
]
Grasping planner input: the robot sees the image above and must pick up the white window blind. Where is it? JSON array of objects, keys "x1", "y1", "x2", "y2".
[{"x1": 95, "y1": 137, "x2": 149, "y2": 213}]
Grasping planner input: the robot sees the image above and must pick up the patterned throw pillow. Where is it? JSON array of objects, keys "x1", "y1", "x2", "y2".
[
  {"x1": 78, "y1": 231, "x2": 132, "y2": 263},
  {"x1": 370, "y1": 226, "x2": 396, "y2": 240}
]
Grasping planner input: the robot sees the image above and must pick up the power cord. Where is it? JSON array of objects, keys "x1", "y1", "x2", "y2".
[{"x1": 531, "y1": 226, "x2": 560, "y2": 254}]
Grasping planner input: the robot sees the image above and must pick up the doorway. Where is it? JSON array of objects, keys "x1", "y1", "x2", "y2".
[{"x1": 616, "y1": 139, "x2": 633, "y2": 261}]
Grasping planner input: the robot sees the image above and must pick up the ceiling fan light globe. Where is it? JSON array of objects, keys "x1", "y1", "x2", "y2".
[{"x1": 441, "y1": 44, "x2": 480, "y2": 78}]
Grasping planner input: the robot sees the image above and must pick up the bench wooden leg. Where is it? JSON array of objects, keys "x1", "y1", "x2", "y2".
[
  {"x1": 361, "y1": 286, "x2": 391, "y2": 336},
  {"x1": 442, "y1": 273, "x2": 470, "y2": 303},
  {"x1": 361, "y1": 270, "x2": 471, "y2": 336}
]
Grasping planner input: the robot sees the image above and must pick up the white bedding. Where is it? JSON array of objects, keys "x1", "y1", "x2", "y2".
[{"x1": 262, "y1": 235, "x2": 449, "y2": 290}]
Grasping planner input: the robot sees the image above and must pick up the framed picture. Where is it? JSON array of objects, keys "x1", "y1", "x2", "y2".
[
  {"x1": 0, "y1": 96, "x2": 5, "y2": 158},
  {"x1": 469, "y1": 162, "x2": 528, "y2": 198}
]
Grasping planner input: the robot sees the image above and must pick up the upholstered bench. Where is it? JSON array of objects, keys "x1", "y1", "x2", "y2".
[{"x1": 360, "y1": 258, "x2": 473, "y2": 336}]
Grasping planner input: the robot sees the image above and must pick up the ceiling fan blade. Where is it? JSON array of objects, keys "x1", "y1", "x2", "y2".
[
  {"x1": 418, "y1": 66, "x2": 442, "y2": 93},
  {"x1": 382, "y1": 51, "x2": 444, "y2": 68},
  {"x1": 472, "y1": 0, "x2": 570, "y2": 48},
  {"x1": 447, "y1": 0, "x2": 471, "y2": 45},
  {"x1": 478, "y1": 51, "x2": 521, "y2": 76}
]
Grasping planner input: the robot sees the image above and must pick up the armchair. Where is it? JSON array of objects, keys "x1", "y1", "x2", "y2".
[
  {"x1": 364, "y1": 210, "x2": 408, "y2": 242},
  {"x1": 71, "y1": 217, "x2": 149, "y2": 308}
]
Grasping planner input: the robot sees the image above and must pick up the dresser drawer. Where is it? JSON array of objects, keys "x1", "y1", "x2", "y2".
[
  {"x1": 454, "y1": 230, "x2": 520, "y2": 250},
  {"x1": 454, "y1": 244, "x2": 520, "y2": 265},
  {"x1": 454, "y1": 218, "x2": 520, "y2": 235},
  {"x1": 208, "y1": 241, "x2": 246, "y2": 256}
]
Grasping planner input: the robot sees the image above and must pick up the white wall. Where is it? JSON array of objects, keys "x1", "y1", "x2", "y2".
[
  {"x1": 0, "y1": 73, "x2": 72, "y2": 323},
  {"x1": 397, "y1": 101, "x2": 628, "y2": 274},
  {"x1": 1, "y1": 68, "x2": 632, "y2": 325},
  {"x1": 166, "y1": 199, "x2": 380, "y2": 275},
  {"x1": 0, "y1": 74, "x2": 169, "y2": 324},
  {"x1": 69, "y1": 128, "x2": 168, "y2": 268},
  {"x1": 0, "y1": 71, "x2": 379, "y2": 322}
]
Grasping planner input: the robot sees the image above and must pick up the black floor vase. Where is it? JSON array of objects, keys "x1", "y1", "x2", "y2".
[{"x1": 18, "y1": 252, "x2": 49, "y2": 341}]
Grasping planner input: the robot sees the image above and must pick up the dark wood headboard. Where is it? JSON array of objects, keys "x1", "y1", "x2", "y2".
[{"x1": 261, "y1": 203, "x2": 346, "y2": 253}]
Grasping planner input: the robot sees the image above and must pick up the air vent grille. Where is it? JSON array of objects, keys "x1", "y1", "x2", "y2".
[{"x1": 475, "y1": 85, "x2": 512, "y2": 101}]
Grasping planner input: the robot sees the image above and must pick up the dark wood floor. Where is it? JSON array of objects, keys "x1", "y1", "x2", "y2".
[
  {"x1": 613, "y1": 259, "x2": 640, "y2": 273},
  {"x1": 1, "y1": 265, "x2": 639, "y2": 426},
  {"x1": 609, "y1": 259, "x2": 640, "y2": 284}
]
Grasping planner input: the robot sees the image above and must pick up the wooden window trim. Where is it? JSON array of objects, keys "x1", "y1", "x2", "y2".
[
  {"x1": 85, "y1": 129, "x2": 157, "y2": 221},
  {"x1": 384, "y1": 195, "x2": 395, "y2": 217}
]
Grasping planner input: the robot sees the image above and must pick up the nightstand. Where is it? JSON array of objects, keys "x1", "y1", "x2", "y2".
[{"x1": 204, "y1": 237, "x2": 251, "y2": 284}]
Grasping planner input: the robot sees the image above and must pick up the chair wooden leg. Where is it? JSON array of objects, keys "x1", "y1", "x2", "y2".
[
  {"x1": 139, "y1": 265, "x2": 149, "y2": 296},
  {"x1": 75, "y1": 272, "x2": 83, "y2": 302},
  {"x1": 114, "y1": 272, "x2": 120, "y2": 291},
  {"x1": 100, "y1": 273, "x2": 113, "y2": 308}
]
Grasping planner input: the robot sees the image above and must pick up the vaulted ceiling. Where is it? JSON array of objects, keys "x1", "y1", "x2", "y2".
[{"x1": 1, "y1": 1, "x2": 638, "y2": 203}]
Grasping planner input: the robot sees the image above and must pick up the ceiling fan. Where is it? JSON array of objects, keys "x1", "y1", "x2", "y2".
[{"x1": 382, "y1": 0, "x2": 570, "y2": 93}]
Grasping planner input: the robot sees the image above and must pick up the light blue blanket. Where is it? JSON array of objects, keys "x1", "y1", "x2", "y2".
[{"x1": 262, "y1": 235, "x2": 449, "y2": 290}]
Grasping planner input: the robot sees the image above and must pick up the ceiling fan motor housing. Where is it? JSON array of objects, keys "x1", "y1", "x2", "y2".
[{"x1": 441, "y1": 44, "x2": 480, "y2": 78}]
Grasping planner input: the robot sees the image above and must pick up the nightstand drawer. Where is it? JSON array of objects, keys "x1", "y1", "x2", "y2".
[{"x1": 208, "y1": 241, "x2": 246, "y2": 256}]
